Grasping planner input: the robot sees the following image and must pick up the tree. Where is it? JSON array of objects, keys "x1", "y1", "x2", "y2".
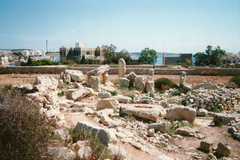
[
  {"x1": 102, "y1": 44, "x2": 116, "y2": 64},
  {"x1": 27, "y1": 56, "x2": 33, "y2": 66},
  {"x1": 80, "y1": 55, "x2": 86, "y2": 64},
  {"x1": 193, "y1": 45, "x2": 226, "y2": 66},
  {"x1": 138, "y1": 48, "x2": 158, "y2": 64},
  {"x1": 114, "y1": 49, "x2": 131, "y2": 64}
]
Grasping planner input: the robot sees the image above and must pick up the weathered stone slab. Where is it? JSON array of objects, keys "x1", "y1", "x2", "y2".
[
  {"x1": 213, "y1": 113, "x2": 236, "y2": 125},
  {"x1": 122, "y1": 106, "x2": 166, "y2": 122},
  {"x1": 135, "y1": 76, "x2": 147, "y2": 92},
  {"x1": 98, "y1": 92, "x2": 112, "y2": 99},
  {"x1": 119, "y1": 78, "x2": 130, "y2": 87},
  {"x1": 72, "y1": 88, "x2": 90, "y2": 101},
  {"x1": 126, "y1": 71, "x2": 137, "y2": 82},
  {"x1": 96, "y1": 98, "x2": 119, "y2": 111},
  {"x1": 176, "y1": 126, "x2": 195, "y2": 137},
  {"x1": 166, "y1": 105, "x2": 196, "y2": 123},
  {"x1": 64, "y1": 89, "x2": 78, "y2": 99},
  {"x1": 114, "y1": 95, "x2": 131, "y2": 103},
  {"x1": 65, "y1": 69, "x2": 84, "y2": 82},
  {"x1": 73, "y1": 121, "x2": 111, "y2": 145}
]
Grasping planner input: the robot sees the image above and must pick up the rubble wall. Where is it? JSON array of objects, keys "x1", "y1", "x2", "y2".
[{"x1": 0, "y1": 66, "x2": 240, "y2": 76}]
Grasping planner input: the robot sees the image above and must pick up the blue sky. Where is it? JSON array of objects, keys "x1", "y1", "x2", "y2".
[{"x1": 0, "y1": 0, "x2": 239, "y2": 54}]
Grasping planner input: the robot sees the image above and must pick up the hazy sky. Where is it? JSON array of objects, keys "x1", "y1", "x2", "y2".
[{"x1": 0, "y1": 0, "x2": 239, "y2": 54}]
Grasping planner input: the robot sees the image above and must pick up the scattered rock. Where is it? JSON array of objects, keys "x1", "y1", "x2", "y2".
[
  {"x1": 166, "y1": 105, "x2": 196, "y2": 123},
  {"x1": 65, "y1": 69, "x2": 84, "y2": 82},
  {"x1": 74, "y1": 121, "x2": 111, "y2": 145},
  {"x1": 199, "y1": 140, "x2": 213, "y2": 153},
  {"x1": 215, "y1": 142, "x2": 231, "y2": 158},
  {"x1": 96, "y1": 98, "x2": 120, "y2": 111},
  {"x1": 176, "y1": 126, "x2": 195, "y2": 137}
]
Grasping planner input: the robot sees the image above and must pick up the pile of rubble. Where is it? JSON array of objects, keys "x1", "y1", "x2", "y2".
[{"x1": 182, "y1": 82, "x2": 240, "y2": 112}]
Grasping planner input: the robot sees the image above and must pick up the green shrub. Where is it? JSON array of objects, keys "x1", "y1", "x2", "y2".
[
  {"x1": 171, "y1": 90, "x2": 181, "y2": 96},
  {"x1": 149, "y1": 92, "x2": 154, "y2": 98},
  {"x1": 0, "y1": 88, "x2": 54, "y2": 159},
  {"x1": 107, "y1": 90, "x2": 117, "y2": 96},
  {"x1": 58, "y1": 91, "x2": 64, "y2": 97},
  {"x1": 124, "y1": 114, "x2": 136, "y2": 122},
  {"x1": 231, "y1": 76, "x2": 240, "y2": 87},
  {"x1": 155, "y1": 90, "x2": 164, "y2": 94},
  {"x1": 179, "y1": 88, "x2": 189, "y2": 94},
  {"x1": 120, "y1": 85, "x2": 129, "y2": 90},
  {"x1": 128, "y1": 94, "x2": 135, "y2": 100},
  {"x1": 154, "y1": 78, "x2": 178, "y2": 90}
]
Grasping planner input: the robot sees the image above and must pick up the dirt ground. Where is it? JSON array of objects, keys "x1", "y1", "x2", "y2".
[
  {"x1": 0, "y1": 73, "x2": 235, "y2": 86},
  {"x1": 0, "y1": 73, "x2": 239, "y2": 160}
]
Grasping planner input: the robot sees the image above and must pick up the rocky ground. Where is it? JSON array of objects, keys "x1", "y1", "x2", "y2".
[{"x1": 0, "y1": 70, "x2": 239, "y2": 160}]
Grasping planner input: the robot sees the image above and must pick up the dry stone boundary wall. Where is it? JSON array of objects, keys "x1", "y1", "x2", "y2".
[{"x1": 0, "y1": 65, "x2": 240, "y2": 76}]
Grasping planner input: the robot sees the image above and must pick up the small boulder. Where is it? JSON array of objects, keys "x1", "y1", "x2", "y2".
[
  {"x1": 98, "y1": 92, "x2": 112, "y2": 99},
  {"x1": 126, "y1": 71, "x2": 137, "y2": 82},
  {"x1": 96, "y1": 98, "x2": 119, "y2": 111},
  {"x1": 77, "y1": 146, "x2": 92, "y2": 160},
  {"x1": 176, "y1": 126, "x2": 195, "y2": 137},
  {"x1": 119, "y1": 78, "x2": 130, "y2": 87},
  {"x1": 166, "y1": 105, "x2": 196, "y2": 123},
  {"x1": 65, "y1": 69, "x2": 84, "y2": 82},
  {"x1": 215, "y1": 142, "x2": 231, "y2": 158},
  {"x1": 135, "y1": 76, "x2": 147, "y2": 92},
  {"x1": 197, "y1": 108, "x2": 208, "y2": 116},
  {"x1": 74, "y1": 121, "x2": 111, "y2": 145},
  {"x1": 199, "y1": 140, "x2": 213, "y2": 153}
]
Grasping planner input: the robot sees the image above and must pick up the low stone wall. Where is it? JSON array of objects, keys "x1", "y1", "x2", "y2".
[{"x1": 0, "y1": 66, "x2": 240, "y2": 76}]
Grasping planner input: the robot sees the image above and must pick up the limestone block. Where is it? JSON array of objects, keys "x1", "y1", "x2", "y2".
[
  {"x1": 194, "y1": 81, "x2": 219, "y2": 90},
  {"x1": 72, "y1": 88, "x2": 90, "y2": 101},
  {"x1": 118, "y1": 58, "x2": 126, "y2": 78},
  {"x1": 48, "y1": 147, "x2": 76, "y2": 160},
  {"x1": 176, "y1": 126, "x2": 195, "y2": 137},
  {"x1": 96, "y1": 98, "x2": 119, "y2": 111},
  {"x1": 58, "y1": 99, "x2": 74, "y2": 108},
  {"x1": 114, "y1": 95, "x2": 131, "y2": 103},
  {"x1": 126, "y1": 71, "x2": 137, "y2": 82},
  {"x1": 74, "y1": 121, "x2": 111, "y2": 145},
  {"x1": 213, "y1": 113, "x2": 236, "y2": 125},
  {"x1": 148, "y1": 122, "x2": 169, "y2": 133},
  {"x1": 100, "y1": 114, "x2": 118, "y2": 127},
  {"x1": 77, "y1": 146, "x2": 92, "y2": 160},
  {"x1": 146, "y1": 81, "x2": 155, "y2": 93},
  {"x1": 199, "y1": 140, "x2": 213, "y2": 153},
  {"x1": 90, "y1": 76, "x2": 101, "y2": 92},
  {"x1": 119, "y1": 78, "x2": 130, "y2": 87},
  {"x1": 216, "y1": 142, "x2": 231, "y2": 157},
  {"x1": 65, "y1": 69, "x2": 84, "y2": 82},
  {"x1": 135, "y1": 76, "x2": 147, "y2": 92},
  {"x1": 166, "y1": 105, "x2": 196, "y2": 123},
  {"x1": 108, "y1": 144, "x2": 127, "y2": 160},
  {"x1": 197, "y1": 108, "x2": 208, "y2": 116},
  {"x1": 63, "y1": 89, "x2": 78, "y2": 99},
  {"x1": 87, "y1": 65, "x2": 110, "y2": 76},
  {"x1": 148, "y1": 69, "x2": 154, "y2": 77},
  {"x1": 98, "y1": 92, "x2": 112, "y2": 99},
  {"x1": 122, "y1": 106, "x2": 166, "y2": 122}
]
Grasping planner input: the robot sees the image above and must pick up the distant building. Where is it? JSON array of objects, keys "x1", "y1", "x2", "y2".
[
  {"x1": 59, "y1": 42, "x2": 104, "y2": 63},
  {"x1": 221, "y1": 52, "x2": 240, "y2": 64},
  {"x1": 1, "y1": 56, "x2": 9, "y2": 66},
  {"x1": 162, "y1": 53, "x2": 192, "y2": 65}
]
